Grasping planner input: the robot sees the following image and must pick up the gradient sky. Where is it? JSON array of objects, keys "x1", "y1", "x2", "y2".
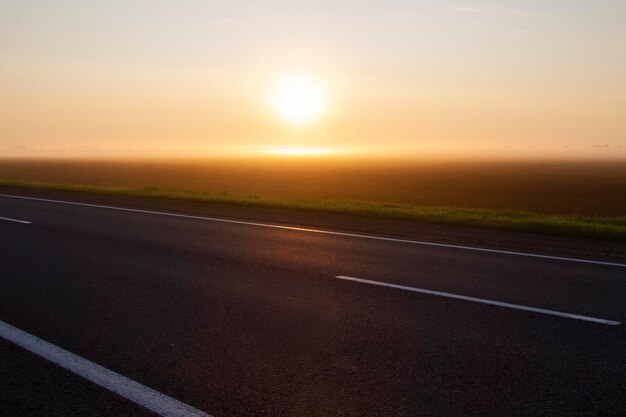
[{"x1": 1, "y1": 0, "x2": 625, "y2": 158}]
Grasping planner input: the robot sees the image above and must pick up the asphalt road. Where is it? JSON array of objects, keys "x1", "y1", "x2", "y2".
[{"x1": 1, "y1": 189, "x2": 625, "y2": 417}]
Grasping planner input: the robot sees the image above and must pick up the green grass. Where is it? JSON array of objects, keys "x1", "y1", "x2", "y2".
[{"x1": 1, "y1": 178, "x2": 625, "y2": 241}]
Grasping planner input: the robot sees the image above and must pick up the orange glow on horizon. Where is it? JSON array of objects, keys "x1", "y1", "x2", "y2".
[{"x1": 262, "y1": 147, "x2": 336, "y2": 156}]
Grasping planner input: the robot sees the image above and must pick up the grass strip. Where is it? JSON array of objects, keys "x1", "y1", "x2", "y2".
[{"x1": 1, "y1": 178, "x2": 624, "y2": 241}]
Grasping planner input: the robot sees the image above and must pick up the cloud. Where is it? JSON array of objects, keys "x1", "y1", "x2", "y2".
[
  {"x1": 34, "y1": 21, "x2": 61, "y2": 28},
  {"x1": 452, "y1": 6, "x2": 482, "y2": 13},
  {"x1": 452, "y1": 5, "x2": 534, "y2": 17}
]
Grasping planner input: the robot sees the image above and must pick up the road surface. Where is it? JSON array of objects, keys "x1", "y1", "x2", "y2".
[{"x1": 1, "y1": 188, "x2": 625, "y2": 416}]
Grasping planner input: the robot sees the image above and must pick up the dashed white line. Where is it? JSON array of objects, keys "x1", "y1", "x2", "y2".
[
  {"x1": 0, "y1": 320, "x2": 213, "y2": 417},
  {"x1": 335, "y1": 275, "x2": 621, "y2": 326},
  {"x1": 0, "y1": 215, "x2": 32, "y2": 224},
  {"x1": 0, "y1": 193, "x2": 624, "y2": 268}
]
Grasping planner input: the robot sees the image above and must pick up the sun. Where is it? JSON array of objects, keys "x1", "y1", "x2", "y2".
[{"x1": 271, "y1": 75, "x2": 326, "y2": 125}]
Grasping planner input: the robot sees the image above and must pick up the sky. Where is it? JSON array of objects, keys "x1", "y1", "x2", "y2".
[{"x1": 1, "y1": 0, "x2": 625, "y2": 158}]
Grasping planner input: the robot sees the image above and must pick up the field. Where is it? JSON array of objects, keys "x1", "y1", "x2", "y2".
[{"x1": 1, "y1": 158, "x2": 625, "y2": 216}]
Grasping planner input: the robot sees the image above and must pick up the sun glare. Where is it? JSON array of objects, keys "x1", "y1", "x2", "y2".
[
  {"x1": 264, "y1": 147, "x2": 334, "y2": 156},
  {"x1": 272, "y1": 75, "x2": 326, "y2": 125}
]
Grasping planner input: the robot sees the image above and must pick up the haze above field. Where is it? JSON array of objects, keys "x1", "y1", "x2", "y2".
[{"x1": 1, "y1": 0, "x2": 625, "y2": 159}]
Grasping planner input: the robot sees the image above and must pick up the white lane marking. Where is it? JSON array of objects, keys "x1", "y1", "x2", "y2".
[
  {"x1": 0, "y1": 320, "x2": 213, "y2": 417},
  {"x1": 335, "y1": 275, "x2": 621, "y2": 326},
  {"x1": 0, "y1": 193, "x2": 624, "y2": 268},
  {"x1": 0, "y1": 215, "x2": 32, "y2": 224}
]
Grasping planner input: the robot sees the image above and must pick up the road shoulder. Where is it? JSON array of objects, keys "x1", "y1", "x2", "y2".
[{"x1": 1, "y1": 184, "x2": 624, "y2": 261}]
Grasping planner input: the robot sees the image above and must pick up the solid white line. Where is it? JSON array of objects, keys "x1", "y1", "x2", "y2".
[
  {"x1": 0, "y1": 215, "x2": 32, "y2": 224},
  {"x1": 0, "y1": 193, "x2": 624, "y2": 268},
  {"x1": 335, "y1": 275, "x2": 621, "y2": 326},
  {"x1": 0, "y1": 320, "x2": 212, "y2": 417}
]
